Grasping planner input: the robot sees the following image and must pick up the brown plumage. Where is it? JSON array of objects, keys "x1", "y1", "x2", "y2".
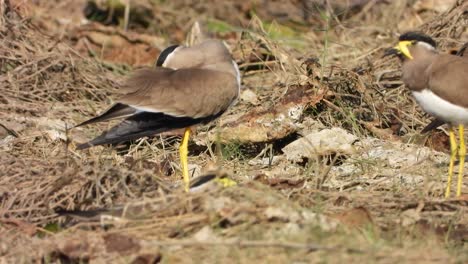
[
  {"x1": 421, "y1": 42, "x2": 468, "y2": 133},
  {"x1": 386, "y1": 32, "x2": 467, "y2": 197},
  {"x1": 421, "y1": 42, "x2": 468, "y2": 134},
  {"x1": 75, "y1": 39, "x2": 240, "y2": 150},
  {"x1": 120, "y1": 67, "x2": 238, "y2": 118}
]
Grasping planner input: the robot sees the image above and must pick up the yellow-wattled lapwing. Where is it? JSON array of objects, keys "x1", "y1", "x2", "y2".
[
  {"x1": 76, "y1": 39, "x2": 241, "y2": 191},
  {"x1": 385, "y1": 32, "x2": 468, "y2": 197}
]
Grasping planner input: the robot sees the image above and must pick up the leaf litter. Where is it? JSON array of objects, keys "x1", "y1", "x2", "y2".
[{"x1": 0, "y1": 0, "x2": 467, "y2": 262}]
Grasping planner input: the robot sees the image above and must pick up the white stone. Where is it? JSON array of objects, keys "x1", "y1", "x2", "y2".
[{"x1": 282, "y1": 127, "x2": 358, "y2": 162}]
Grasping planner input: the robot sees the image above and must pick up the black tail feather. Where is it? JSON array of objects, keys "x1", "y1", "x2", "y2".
[
  {"x1": 75, "y1": 103, "x2": 137, "y2": 128},
  {"x1": 76, "y1": 112, "x2": 215, "y2": 149},
  {"x1": 421, "y1": 118, "x2": 445, "y2": 134}
]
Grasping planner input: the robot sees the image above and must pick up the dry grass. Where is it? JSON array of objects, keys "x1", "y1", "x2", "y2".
[{"x1": 1, "y1": 0, "x2": 467, "y2": 262}]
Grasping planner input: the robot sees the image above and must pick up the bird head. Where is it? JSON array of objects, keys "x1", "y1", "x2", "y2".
[
  {"x1": 384, "y1": 32, "x2": 437, "y2": 60},
  {"x1": 154, "y1": 45, "x2": 181, "y2": 68}
]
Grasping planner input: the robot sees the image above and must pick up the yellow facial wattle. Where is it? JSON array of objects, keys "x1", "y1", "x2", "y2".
[{"x1": 396, "y1": 41, "x2": 414, "y2": 60}]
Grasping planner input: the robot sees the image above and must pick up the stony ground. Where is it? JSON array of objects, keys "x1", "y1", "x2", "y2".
[{"x1": 0, "y1": 0, "x2": 467, "y2": 263}]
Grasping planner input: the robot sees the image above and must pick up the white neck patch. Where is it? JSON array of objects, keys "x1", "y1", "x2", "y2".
[
  {"x1": 416, "y1": 42, "x2": 435, "y2": 51},
  {"x1": 162, "y1": 46, "x2": 183, "y2": 69}
]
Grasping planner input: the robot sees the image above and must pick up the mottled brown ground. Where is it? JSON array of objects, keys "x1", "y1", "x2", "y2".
[{"x1": 1, "y1": 0, "x2": 467, "y2": 263}]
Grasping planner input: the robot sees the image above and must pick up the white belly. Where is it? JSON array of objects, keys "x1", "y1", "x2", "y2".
[{"x1": 412, "y1": 89, "x2": 468, "y2": 125}]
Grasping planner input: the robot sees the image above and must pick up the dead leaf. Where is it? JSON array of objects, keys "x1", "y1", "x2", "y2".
[
  {"x1": 413, "y1": 0, "x2": 457, "y2": 13},
  {"x1": 361, "y1": 120, "x2": 399, "y2": 141},
  {"x1": 210, "y1": 84, "x2": 325, "y2": 143},
  {"x1": 193, "y1": 226, "x2": 219, "y2": 242},
  {"x1": 333, "y1": 207, "x2": 374, "y2": 229},
  {"x1": 0, "y1": 218, "x2": 37, "y2": 236},
  {"x1": 400, "y1": 201, "x2": 425, "y2": 227},
  {"x1": 58, "y1": 236, "x2": 94, "y2": 260},
  {"x1": 333, "y1": 196, "x2": 352, "y2": 206},
  {"x1": 264, "y1": 206, "x2": 300, "y2": 222},
  {"x1": 104, "y1": 233, "x2": 141, "y2": 255},
  {"x1": 254, "y1": 174, "x2": 305, "y2": 188},
  {"x1": 131, "y1": 253, "x2": 162, "y2": 264},
  {"x1": 73, "y1": 24, "x2": 164, "y2": 66}
]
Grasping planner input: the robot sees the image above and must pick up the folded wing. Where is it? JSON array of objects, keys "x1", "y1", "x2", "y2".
[{"x1": 76, "y1": 66, "x2": 237, "y2": 149}]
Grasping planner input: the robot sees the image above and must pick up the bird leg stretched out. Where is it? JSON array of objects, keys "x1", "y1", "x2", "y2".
[
  {"x1": 179, "y1": 128, "x2": 191, "y2": 192},
  {"x1": 446, "y1": 125, "x2": 465, "y2": 198},
  {"x1": 457, "y1": 124, "x2": 465, "y2": 197},
  {"x1": 446, "y1": 127, "x2": 457, "y2": 198}
]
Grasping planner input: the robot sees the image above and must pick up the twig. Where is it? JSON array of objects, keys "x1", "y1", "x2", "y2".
[
  {"x1": 123, "y1": 0, "x2": 131, "y2": 32},
  {"x1": 318, "y1": 154, "x2": 340, "y2": 190},
  {"x1": 143, "y1": 239, "x2": 363, "y2": 253}
]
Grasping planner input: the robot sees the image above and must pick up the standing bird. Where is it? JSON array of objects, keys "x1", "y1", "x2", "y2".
[
  {"x1": 385, "y1": 32, "x2": 468, "y2": 198},
  {"x1": 75, "y1": 39, "x2": 241, "y2": 191}
]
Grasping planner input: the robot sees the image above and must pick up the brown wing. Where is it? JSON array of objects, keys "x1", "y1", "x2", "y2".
[
  {"x1": 428, "y1": 55, "x2": 468, "y2": 108},
  {"x1": 420, "y1": 45, "x2": 468, "y2": 134},
  {"x1": 119, "y1": 67, "x2": 238, "y2": 119}
]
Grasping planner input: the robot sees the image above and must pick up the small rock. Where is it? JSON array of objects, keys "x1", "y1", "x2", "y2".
[
  {"x1": 203, "y1": 196, "x2": 234, "y2": 212},
  {"x1": 400, "y1": 208, "x2": 422, "y2": 227},
  {"x1": 360, "y1": 138, "x2": 447, "y2": 168},
  {"x1": 282, "y1": 127, "x2": 358, "y2": 162},
  {"x1": 34, "y1": 117, "x2": 68, "y2": 141},
  {"x1": 286, "y1": 105, "x2": 304, "y2": 121},
  {"x1": 301, "y1": 211, "x2": 339, "y2": 231},
  {"x1": 264, "y1": 206, "x2": 300, "y2": 222},
  {"x1": 193, "y1": 226, "x2": 218, "y2": 242},
  {"x1": 240, "y1": 89, "x2": 259, "y2": 105},
  {"x1": 413, "y1": 0, "x2": 456, "y2": 13},
  {"x1": 280, "y1": 222, "x2": 301, "y2": 235},
  {"x1": 188, "y1": 164, "x2": 202, "y2": 178}
]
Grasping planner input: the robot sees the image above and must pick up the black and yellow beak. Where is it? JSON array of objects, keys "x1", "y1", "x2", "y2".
[{"x1": 383, "y1": 41, "x2": 414, "y2": 59}]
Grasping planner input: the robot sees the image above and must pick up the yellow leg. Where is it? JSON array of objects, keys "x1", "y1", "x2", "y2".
[
  {"x1": 446, "y1": 127, "x2": 458, "y2": 198},
  {"x1": 179, "y1": 128, "x2": 191, "y2": 192},
  {"x1": 457, "y1": 125, "x2": 465, "y2": 197}
]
